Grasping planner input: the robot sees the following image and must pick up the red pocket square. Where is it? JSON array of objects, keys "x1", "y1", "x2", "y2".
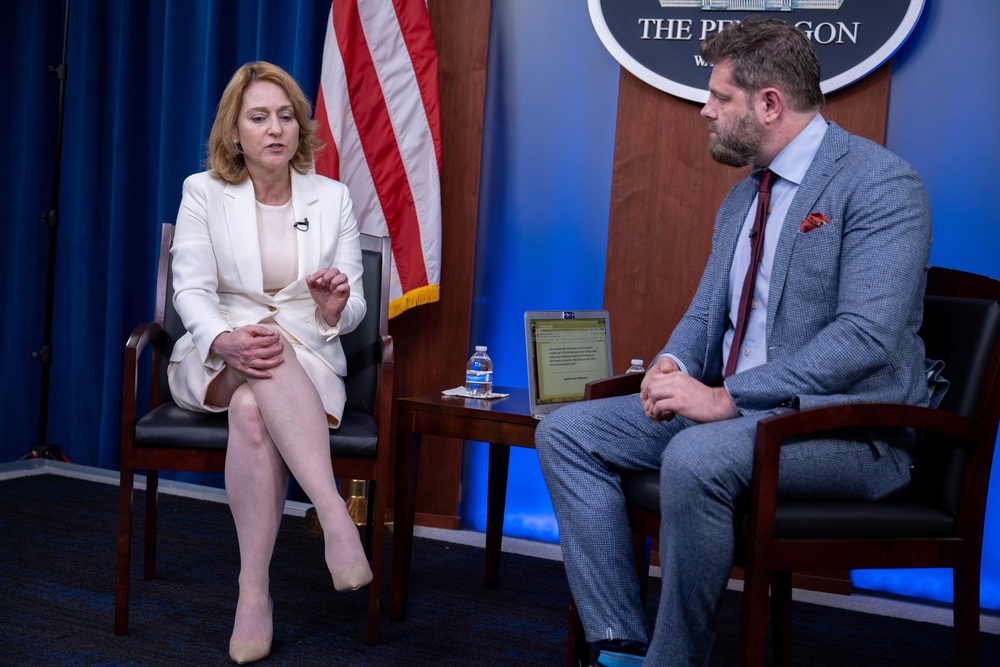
[{"x1": 800, "y1": 212, "x2": 831, "y2": 233}]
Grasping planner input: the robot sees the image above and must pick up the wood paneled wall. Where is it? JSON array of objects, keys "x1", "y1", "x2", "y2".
[{"x1": 388, "y1": 0, "x2": 491, "y2": 528}]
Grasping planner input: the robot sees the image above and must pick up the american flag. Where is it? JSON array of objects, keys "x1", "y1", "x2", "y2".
[{"x1": 314, "y1": 0, "x2": 442, "y2": 318}]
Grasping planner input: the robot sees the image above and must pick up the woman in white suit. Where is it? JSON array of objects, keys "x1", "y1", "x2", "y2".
[{"x1": 167, "y1": 61, "x2": 371, "y2": 665}]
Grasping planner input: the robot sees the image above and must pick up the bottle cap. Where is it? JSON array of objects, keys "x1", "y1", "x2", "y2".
[
  {"x1": 631, "y1": 359, "x2": 643, "y2": 365},
  {"x1": 475, "y1": 345, "x2": 487, "y2": 352}
]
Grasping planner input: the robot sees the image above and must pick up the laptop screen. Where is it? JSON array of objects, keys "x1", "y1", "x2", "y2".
[{"x1": 524, "y1": 310, "x2": 613, "y2": 417}]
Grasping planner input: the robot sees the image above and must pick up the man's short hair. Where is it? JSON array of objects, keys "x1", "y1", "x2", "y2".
[{"x1": 701, "y1": 15, "x2": 824, "y2": 113}]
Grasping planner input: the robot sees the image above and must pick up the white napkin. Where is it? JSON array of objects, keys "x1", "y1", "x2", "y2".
[{"x1": 442, "y1": 386, "x2": 510, "y2": 399}]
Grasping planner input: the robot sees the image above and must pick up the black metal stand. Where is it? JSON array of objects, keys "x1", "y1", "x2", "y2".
[{"x1": 24, "y1": 0, "x2": 71, "y2": 463}]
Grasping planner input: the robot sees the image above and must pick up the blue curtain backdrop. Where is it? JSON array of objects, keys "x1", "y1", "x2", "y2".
[
  {"x1": 0, "y1": 0, "x2": 329, "y2": 485},
  {"x1": 3, "y1": 0, "x2": 999, "y2": 610}
]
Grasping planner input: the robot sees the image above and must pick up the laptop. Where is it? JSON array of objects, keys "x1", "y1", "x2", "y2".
[{"x1": 524, "y1": 310, "x2": 614, "y2": 419}]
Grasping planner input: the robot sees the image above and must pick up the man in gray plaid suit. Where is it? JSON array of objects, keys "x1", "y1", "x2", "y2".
[{"x1": 536, "y1": 15, "x2": 939, "y2": 667}]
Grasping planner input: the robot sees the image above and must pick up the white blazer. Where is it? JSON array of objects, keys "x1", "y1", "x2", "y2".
[{"x1": 169, "y1": 170, "x2": 366, "y2": 378}]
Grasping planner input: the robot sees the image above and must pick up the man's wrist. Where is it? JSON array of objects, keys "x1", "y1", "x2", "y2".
[{"x1": 717, "y1": 383, "x2": 738, "y2": 418}]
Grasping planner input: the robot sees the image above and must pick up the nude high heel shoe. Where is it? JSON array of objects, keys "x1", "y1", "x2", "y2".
[
  {"x1": 228, "y1": 596, "x2": 273, "y2": 664},
  {"x1": 332, "y1": 561, "x2": 373, "y2": 592},
  {"x1": 228, "y1": 636, "x2": 272, "y2": 665},
  {"x1": 319, "y1": 500, "x2": 374, "y2": 591}
]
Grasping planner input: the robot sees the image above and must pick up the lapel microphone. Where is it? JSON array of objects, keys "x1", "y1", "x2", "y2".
[{"x1": 293, "y1": 217, "x2": 309, "y2": 231}]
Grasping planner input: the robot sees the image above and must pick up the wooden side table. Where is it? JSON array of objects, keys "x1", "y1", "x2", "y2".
[{"x1": 391, "y1": 387, "x2": 540, "y2": 621}]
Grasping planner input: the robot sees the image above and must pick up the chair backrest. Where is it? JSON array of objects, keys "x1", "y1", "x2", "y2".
[
  {"x1": 910, "y1": 267, "x2": 1000, "y2": 516},
  {"x1": 152, "y1": 223, "x2": 391, "y2": 416},
  {"x1": 156, "y1": 223, "x2": 180, "y2": 405},
  {"x1": 342, "y1": 233, "x2": 391, "y2": 416}
]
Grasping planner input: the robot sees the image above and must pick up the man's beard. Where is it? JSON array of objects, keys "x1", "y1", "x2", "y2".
[{"x1": 708, "y1": 110, "x2": 765, "y2": 167}]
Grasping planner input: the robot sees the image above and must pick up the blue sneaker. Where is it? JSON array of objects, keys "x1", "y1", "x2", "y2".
[{"x1": 595, "y1": 650, "x2": 645, "y2": 666}]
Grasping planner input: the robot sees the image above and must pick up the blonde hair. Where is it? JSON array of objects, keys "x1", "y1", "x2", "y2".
[{"x1": 206, "y1": 61, "x2": 322, "y2": 183}]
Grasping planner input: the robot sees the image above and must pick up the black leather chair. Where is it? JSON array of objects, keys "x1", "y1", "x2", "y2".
[
  {"x1": 116, "y1": 223, "x2": 394, "y2": 645},
  {"x1": 567, "y1": 266, "x2": 1000, "y2": 667}
]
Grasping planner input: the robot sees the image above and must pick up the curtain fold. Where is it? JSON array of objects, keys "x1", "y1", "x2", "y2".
[{"x1": 0, "y1": 0, "x2": 329, "y2": 486}]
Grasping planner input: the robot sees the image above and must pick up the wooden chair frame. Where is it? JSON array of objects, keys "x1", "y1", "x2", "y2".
[
  {"x1": 567, "y1": 266, "x2": 1000, "y2": 667},
  {"x1": 116, "y1": 224, "x2": 394, "y2": 646}
]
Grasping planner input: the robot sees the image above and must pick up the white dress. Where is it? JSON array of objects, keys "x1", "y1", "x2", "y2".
[{"x1": 167, "y1": 198, "x2": 348, "y2": 427}]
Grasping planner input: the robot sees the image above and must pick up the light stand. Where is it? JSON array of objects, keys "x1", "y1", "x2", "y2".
[{"x1": 24, "y1": 0, "x2": 70, "y2": 462}]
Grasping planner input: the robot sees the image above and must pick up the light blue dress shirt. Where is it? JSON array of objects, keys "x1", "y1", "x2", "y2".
[{"x1": 721, "y1": 114, "x2": 829, "y2": 376}]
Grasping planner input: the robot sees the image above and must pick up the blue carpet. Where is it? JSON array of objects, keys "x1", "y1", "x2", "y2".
[{"x1": 1, "y1": 474, "x2": 997, "y2": 666}]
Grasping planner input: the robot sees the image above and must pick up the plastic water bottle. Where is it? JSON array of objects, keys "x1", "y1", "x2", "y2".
[
  {"x1": 465, "y1": 346, "x2": 494, "y2": 397},
  {"x1": 626, "y1": 359, "x2": 645, "y2": 374}
]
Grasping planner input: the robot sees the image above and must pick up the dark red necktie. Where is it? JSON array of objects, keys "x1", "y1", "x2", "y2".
[{"x1": 724, "y1": 169, "x2": 776, "y2": 378}]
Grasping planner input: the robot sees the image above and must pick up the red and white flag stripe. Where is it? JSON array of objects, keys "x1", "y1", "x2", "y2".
[{"x1": 314, "y1": 0, "x2": 441, "y2": 318}]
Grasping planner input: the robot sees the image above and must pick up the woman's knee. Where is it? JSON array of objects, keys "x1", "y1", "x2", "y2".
[
  {"x1": 228, "y1": 384, "x2": 269, "y2": 446},
  {"x1": 265, "y1": 326, "x2": 296, "y2": 361}
]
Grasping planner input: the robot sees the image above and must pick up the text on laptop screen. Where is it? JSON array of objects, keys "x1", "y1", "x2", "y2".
[{"x1": 530, "y1": 317, "x2": 611, "y2": 405}]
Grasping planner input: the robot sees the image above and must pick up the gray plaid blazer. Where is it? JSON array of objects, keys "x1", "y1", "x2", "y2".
[{"x1": 662, "y1": 122, "x2": 935, "y2": 454}]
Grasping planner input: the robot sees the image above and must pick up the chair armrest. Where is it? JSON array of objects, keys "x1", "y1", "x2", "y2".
[
  {"x1": 122, "y1": 321, "x2": 164, "y2": 427},
  {"x1": 380, "y1": 333, "x2": 394, "y2": 374},
  {"x1": 585, "y1": 373, "x2": 644, "y2": 400},
  {"x1": 755, "y1": 403, "x2": 981, "y2": 466},
  {"x1": 125, "y1": 321, "x2": 163, "y2": 359},
  {"x1": 377, "y1": 333, "x2": 394, "y2": 424},
  {"x1": 745, "y1": 403, "x2": 984, "y2": 544}
]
